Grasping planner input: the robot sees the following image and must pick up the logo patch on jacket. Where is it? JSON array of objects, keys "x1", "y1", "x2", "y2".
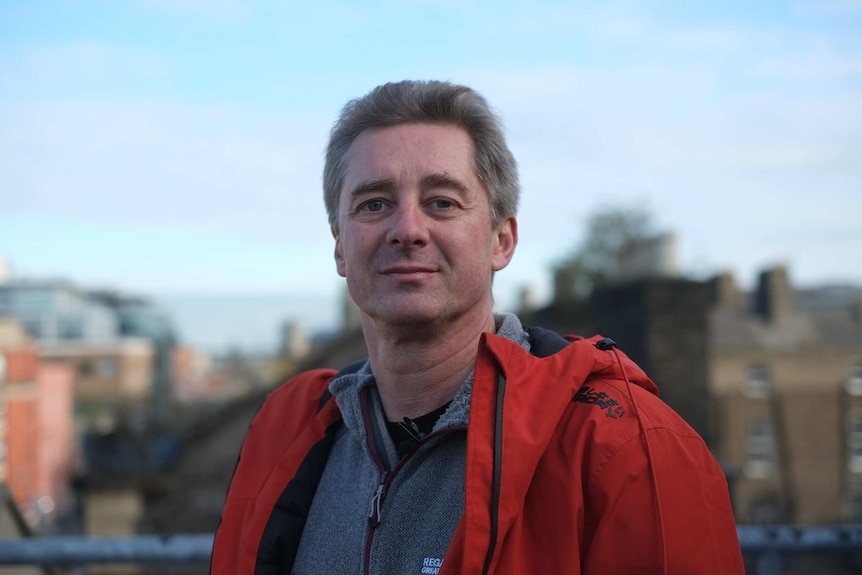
[
  {"x1": 573, "y1": 385, "x2": 625, "y2": 418},
  {"x1": 421, "y1": 557, "x2": 443, "y2": 574}
]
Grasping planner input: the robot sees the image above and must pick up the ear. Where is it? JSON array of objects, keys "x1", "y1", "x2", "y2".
[
  {"x1": 491, "y1": 216, "x2": 518, "y2": 272},
  {"x1": 332, "y1": 227, "x2": 347, "y2": 278}
]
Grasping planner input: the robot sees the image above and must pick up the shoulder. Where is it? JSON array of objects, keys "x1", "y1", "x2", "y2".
[
  {"x1": 539, "y1": 338, "x2": 709, "y2": 470},
  {"x1": 559, "y1": 376, "x2": 715, "y2": 482},
  {"x1": 488, "y1": 329, "x2": 712, "y2": 473},
  {"x1": 228, "y1": 369, "x2": 339, "y2": 498},
  {"x1": 265, "y1": 368, "x2": 336, "y2": 410},
  {"x1": 246, "y1": 368, "x2": 338, "y2": 444}
]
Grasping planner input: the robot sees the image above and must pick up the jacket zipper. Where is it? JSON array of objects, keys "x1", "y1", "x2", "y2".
[
  {"x1": 360, "y1": 388, "x2": 387, "y2": 575},
  {"x1": 481, "y1": 374, "x2": 507, "y2": 575}
]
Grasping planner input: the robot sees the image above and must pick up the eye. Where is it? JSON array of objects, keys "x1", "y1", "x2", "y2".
[
  {"x1": 430, "y1": 198, "x2": 455, "y2": 209},
  {"x1": 361, "y1": 199, "x2": 385, "y2": 212}
]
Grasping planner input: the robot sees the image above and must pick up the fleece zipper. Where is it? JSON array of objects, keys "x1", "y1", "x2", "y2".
[{"x1": 358, "y1": 388, "x2": 466, "y2": 575}]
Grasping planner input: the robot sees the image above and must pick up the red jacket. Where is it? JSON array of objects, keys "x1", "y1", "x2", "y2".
[{"x1": 212, "y1": 331, "x2": 744, "y2": 574}]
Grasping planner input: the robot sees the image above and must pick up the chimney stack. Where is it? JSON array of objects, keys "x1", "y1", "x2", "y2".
[
  {"x1": 552, "y1": 266, "x2": 577, "y2": 305},
  {"x1": 710, "y1": 272, "x2": 742, "y2": 313},
  {"x1": 754, "y1": 266, "x2": 794, "y2": 322}
]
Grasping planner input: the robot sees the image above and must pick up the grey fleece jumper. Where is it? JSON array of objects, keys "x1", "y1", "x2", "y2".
[{"x1": 292, "y1": 313, "x2": 531, "y2": 575}]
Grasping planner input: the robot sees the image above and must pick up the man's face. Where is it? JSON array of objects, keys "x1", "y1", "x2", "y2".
[{"x1": 333, "y1": 123, "x2": 517, "y2": 328}]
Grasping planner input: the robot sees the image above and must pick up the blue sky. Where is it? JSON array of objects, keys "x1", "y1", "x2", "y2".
[{"x1": 1, "y1": 0, "x2": 861, "y2": 346}]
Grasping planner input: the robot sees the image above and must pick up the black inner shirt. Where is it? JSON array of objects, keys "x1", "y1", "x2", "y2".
[{"x1": 386, "y1": 402, "x2": 451, "y2": 459}]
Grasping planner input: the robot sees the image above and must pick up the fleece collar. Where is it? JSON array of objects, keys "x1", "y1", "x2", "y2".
[{"x1": 328, "y1": 313, "x2": 532, "y2": 454}]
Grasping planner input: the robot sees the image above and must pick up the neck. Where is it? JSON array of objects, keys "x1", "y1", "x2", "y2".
[{"x1": 361, "y1": 307, "x2": 497, "y2": 421}]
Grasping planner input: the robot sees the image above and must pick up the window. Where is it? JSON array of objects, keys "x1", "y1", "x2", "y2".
[
  {"x1": 59, "y1": 318, "x2": 83, "y2": 340},
  {"x1": 98, "y1": 358, "x2": 118, "y2": 379},
  {"x1": 745, "y1": 365, "x2": 772, "y2": 397},
  {"x1": 22, "y1": 319, "x2": 42, "y2": 339},
  {"x1": 17, "y1": 289, "x2": 53, "y2": 309},
  {"x1": 77, "y1": 361, "x2": 93, "y2": 378},
  {"x1": 747, "y1": 419, "x2": 775, "y2": 477},
  {"x1": 848, "y1": 495, "x2": 862, "y2": 522},
  {"x1": 849, "y1": 415, "x2": 862, "y2": 473},
  {"x1": 847, "y1": 363, "x2": 862, "y2": 396}
]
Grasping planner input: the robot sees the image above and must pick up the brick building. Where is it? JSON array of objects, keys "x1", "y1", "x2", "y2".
[
  {"x1": 709, "y1": 268, "x2": 862, "y2": 524},
  {"x1": 0, "y1": 318, "x2": 75, "y2": 528},
  {"x1": 39, "y1": 339, "x2": 154, "y2": 404},
  {"x1": 0, "y1": 280, "x2": 175, "y2": 423}
]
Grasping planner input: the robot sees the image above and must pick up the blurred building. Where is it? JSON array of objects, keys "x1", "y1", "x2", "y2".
[
  {"x1": 0, "y1": 256, "x2": 11, "y2": 284},
  {"x1": 39, "y1": 338, "x2": 154, "y2": 405},
  {"x1": 0, "y1": 280, "x2": 180, "y2": 425},
  {"x1": 90, "y1": 291, "x2": 178, "y2": 422},
  {"x1": 279, "y1": 320, "x2": 310, "y2": 359},
  {"x1": 172, "y1": 345, "x2": 214, "y2": 402},
  {"x1": 0, "y1": 280, "x2": 118, "y2": 343},
  {"x1": 618, "y1": 232, "x2": 679, "y2": 281},
  {"x1": 709, "y1": 267, "x2": 862, "y2": 524},
  {"x1": 342, "y1": 285, "x2": 362, "y2": 331},
  {"x1": 0, "y1": 318, "x2": 75, "y2": 530},
  {"x1": 0, "y1": 278, "x2": 186, "y2": 547}
]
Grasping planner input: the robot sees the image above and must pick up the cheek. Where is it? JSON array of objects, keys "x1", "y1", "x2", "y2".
[
  {"x1": 337, "y1": 231, "x2": 377, "y2": 271},
  {"x1": 334, "y1": 235, "x2": 346, "y2": 276}
]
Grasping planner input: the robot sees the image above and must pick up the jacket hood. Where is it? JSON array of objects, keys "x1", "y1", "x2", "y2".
[{"x1": 486, "y1": 330, "x2": 658, "y2": 395}]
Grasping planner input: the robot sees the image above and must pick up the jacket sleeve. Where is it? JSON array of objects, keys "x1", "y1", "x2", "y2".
[{"x1": 583, "y1": 427, "x2": 745, "y2": 574}]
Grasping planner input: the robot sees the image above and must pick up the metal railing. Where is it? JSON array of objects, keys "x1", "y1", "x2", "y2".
[
  {"x1": 738, "y1": 525, "x2": 862, "y2": 575},
  {"x1": 0, "y1": 526, "x2": 860, "y2": 572},
  {"x1": 0, "y1": 534, "x2": 213, "y2": 565}
]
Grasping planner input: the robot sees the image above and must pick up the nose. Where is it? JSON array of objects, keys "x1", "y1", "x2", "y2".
[{"x1": 386, "y1": 201, "x2": 429, "y2": 247}]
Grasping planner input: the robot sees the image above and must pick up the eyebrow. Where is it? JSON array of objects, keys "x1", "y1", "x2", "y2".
[
  {"x1": 420, "y1": 173, "x2": 469, "y2": 196},
  {"x1": 347, "y1": 179, "x2": 395, "y2": 201},
  {"x1": 346, "y1": 173, "x2": 470, "y2": 202}
]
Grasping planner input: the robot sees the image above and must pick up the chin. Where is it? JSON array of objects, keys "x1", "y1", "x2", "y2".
[
  {"x1": 365, "y1": 297, "x2": 453, "y2": 328},
  {"x1": 375, "y1": 308, "x2": 443, "y2": 327}
]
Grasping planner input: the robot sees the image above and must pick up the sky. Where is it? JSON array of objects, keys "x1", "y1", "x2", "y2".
[{"x1": 1, "y1": 0, "x2": 861, "y2": 350}]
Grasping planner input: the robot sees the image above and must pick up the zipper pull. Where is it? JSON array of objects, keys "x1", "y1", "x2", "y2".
[{"x1": 368, "y1": 482, "x2": 385, "y2": 527}]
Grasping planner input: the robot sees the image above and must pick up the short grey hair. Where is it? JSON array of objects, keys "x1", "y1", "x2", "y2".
[{"x1": 323, "y1": 80, "x2": 519, "y2": 230}]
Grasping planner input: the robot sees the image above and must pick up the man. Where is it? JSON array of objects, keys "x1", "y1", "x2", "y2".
[{"x1": 211, "y1": 80, "x2": 744, "y2": 574}]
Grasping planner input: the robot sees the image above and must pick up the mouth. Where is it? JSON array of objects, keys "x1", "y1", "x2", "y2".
[
  {"x1": 380, "y1": 265, "x2": 437, "y2": 279},
  {"x1": 382, "y1": 266, "x2": 435, "y2": 274}
]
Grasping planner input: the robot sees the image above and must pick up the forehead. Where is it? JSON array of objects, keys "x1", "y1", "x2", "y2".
[{"x1": 343, "y1": 123, "x2": 476, "y2": 184}]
